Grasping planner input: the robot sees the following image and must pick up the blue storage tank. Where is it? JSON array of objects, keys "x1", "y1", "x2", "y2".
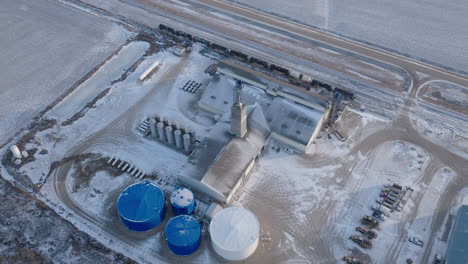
[
  {"x1": 165, "y1": 215, "x2": 201, "y2": 255},
  {"x1": 117, "y1": 181, "x2": 166, "y2": 231},
  {"x1": 170, "y1": 188, "x2": 196, "y2": 215}
]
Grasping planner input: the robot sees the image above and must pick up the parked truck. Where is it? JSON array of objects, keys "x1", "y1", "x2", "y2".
[
  {"x1": 356, "y1": 226, "x2": 378, "y2": 239},
  {"x1": 372, "y1": 204, "x2": 391, "y2": 216},
  {"x1": 349, "y1": 235, "x2": 373, "y2": 249},
  {"x1": 361, "y1": 216, "x2": 380, "y2": 228}
]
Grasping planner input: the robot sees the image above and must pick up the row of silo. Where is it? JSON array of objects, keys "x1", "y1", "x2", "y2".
[
  {"x1": 148, "y1": 117, "x2": 193, "y2": 153},
  {"x1": 117, "y1": 183, "x2": 259, "y2": 260}
]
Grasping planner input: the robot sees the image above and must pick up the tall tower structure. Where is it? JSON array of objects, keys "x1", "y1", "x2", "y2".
[{"x1": 231, "y1": 79, "x2": 247, "y2": 138}]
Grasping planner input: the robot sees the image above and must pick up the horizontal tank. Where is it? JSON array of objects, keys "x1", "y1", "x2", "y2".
[
  {"x1": 117, "y1": 181, "x2": 166, "y2": 231},
  {"x1": 165, "y1": 215, "x2": 201, "y2": 255},
  {"x1": 210, "y1": 207, "x2": 259, "y2": 261},
  {"x1": 170, "y1": 188, "x2": 196, "y2": 215},
  {"x1": 10, "y1": 145, "x2": 22, "y2": 159}
]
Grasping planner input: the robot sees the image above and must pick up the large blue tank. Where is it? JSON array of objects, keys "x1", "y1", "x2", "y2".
[
  {"x1": 170, "y1": 188, "x2": 196, "y2": 215},
  {"x1": 117, "y1": 181, "x2": 166, "y2": 231},
  {"x1": 165, "y1": 215, "x2": 201, "y2": 255}
]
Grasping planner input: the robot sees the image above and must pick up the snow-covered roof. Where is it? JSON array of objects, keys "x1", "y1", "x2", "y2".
[
  {"x1": 178, "y1": 105, "x2": 270, "y2": 203},
  {"x1": 266, "y1": 98, "x2": 324, "y2": 146},
  {"x1": 217, "y1": 60, "x2": 329, "y2": 110},
  {"x1": 198, "y1": 73, "x2": 264, "y2": 115}
]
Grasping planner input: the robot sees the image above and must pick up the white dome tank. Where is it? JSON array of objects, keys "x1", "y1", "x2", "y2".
[{"x1": 209, "y1": 207, "x2": 259, "y2": 261}]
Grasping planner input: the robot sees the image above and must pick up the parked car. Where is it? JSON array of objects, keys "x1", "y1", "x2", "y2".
[
  {"x1": 343, "y1": 255, "x2": 363, "y2": 264},
  {"x1": 433, "y1": 254, "x2": 443, "y2": 264},
  {"x1": 409, "y1": 237, "x2": 424, "y2": 247},
  {"x1": 372, "y1": 211, "x2": 385, "y2": 221}
]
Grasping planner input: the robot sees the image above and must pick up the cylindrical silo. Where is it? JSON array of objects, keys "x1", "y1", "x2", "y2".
[
  {"x1": 157, "y1": 122, "x2": 165, "y2": 142},
  {"x1": 166, "y1": 126, "x2": 174, "y2": 145},
  {"x1": 210, "y1": 207, "x2": 259, "y2": 261},
  {"x1": 149, "y1": 118, "x2": 157, "y2": 139},
  {"x1": 174, "y1": 130, "x2": 182, "y2": 149},
  {"x1": 165, "y1": 215, "x2": 201, "y2": 256},
  {"x1": 183, "y1": 134, "x2": 191, "y2": 153},
  {"x1": 170, "y1": 188, "x2": 196, "y2": 215},
  {"x1": 117, "y1": 181, "x2": 166, "y2": 231},
  {"x1": 10, "y1": 145, "x2": 22, "y2": 159}
]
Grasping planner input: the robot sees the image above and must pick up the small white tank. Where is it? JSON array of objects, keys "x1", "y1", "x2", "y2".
[
  {"x1": 21, "y1": 150, "x2": 29, "y2": 158},
  {"x1": 10, "y1": 145, "x2": 22, "y2": 159}
]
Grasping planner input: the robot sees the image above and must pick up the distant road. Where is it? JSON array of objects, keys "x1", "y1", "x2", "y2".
[{"x1": 189, "y1": 0, "x2": 468, "y2": 88}]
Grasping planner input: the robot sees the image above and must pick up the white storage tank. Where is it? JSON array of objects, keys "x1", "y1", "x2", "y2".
[
  {"x1": 170, "y1": 188, "x2": 196, "y2": 215},
  {"x1": 209, "y1": 207, "x2": 260, "y2": 261},
  {"x1": 10, "y1": 145, "x2": 22, "y2": 159}
]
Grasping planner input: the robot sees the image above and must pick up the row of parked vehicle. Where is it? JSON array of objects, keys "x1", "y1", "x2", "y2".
[
  {"x1": 343, "y1": 183, "x2": 409, "y2": 263},
  {"x1": 158, "y1": 24, "x2": 355, "y2": 100}
]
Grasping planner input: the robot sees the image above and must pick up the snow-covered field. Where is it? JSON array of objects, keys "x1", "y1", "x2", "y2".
[
  {"x1": 225, "y1": 0, "x2": 468, "y2": 73},
  {"x1": 0, "y1": 0, "x2": 132, "y2": 145},
  {"x1": 0, "y1": 5, "x2": 466, "y2": 260}
]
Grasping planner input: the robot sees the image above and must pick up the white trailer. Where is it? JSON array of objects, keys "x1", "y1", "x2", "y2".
[
  {"x1": 372, "y1": 205, "x2": 391, "y2": 216},
  {"x1": 138, "y1": 60, "x2": 160, "y2": 85}
]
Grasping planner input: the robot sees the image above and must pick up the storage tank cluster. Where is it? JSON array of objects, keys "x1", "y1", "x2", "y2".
[
  {"x1": 117, "y1": 183, "x2": 259, "y2": 260},
  {"x1": 117, "y1": 184, "x2": 202, "y2": 256},
  {"x1": 149, "y1": 116, "x2": 194, "y2": 153},
  {"x1": 10, "y1": 144, "x2": 29, "y2": 165}
]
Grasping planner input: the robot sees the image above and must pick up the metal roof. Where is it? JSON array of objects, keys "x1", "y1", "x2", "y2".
[
  {"x1": 178, "y1": 105, "x2": 270, "y2": 203},
  {"x1": 446, "y1": 205, "x2": 468, "y2": 264}
]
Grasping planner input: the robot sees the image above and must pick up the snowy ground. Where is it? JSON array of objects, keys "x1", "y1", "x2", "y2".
[
  {"x1": 225, "y1": 0, "x2": 468, "y2": 74},
  {"x1": 0, "y1": 176, "x2": 136, "y2": 264},
  {"x1": 2, "y1": 40, "x2": 467, "y2": 263},
  {"x1": 0, "y1": 2, "x2": 467, "y2": 262},
  {"x1": 0, "y1": 0, "x2": 132, "y2": 146},
  {"x1": 418, "y1": 80, "x2": 468, "y2": 116}
]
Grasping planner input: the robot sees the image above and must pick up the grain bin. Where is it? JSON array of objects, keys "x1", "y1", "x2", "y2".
[
  {"x1": 165, "y1": 215, "x2": 201, "y2": 255},
  {"x1": 209, "y1": 207, "x2": 259, "y2": 261},
  {"x1": 170, "y1": 188, "x2": 196, "y2": 215},
  {"x1": 117, "y1": 181, "x2": 166, "y2": 231}
]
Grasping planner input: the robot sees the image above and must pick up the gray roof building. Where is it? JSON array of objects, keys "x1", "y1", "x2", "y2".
[
  {"x1": 446, "y1": 205, "x2": 468, "y2": 264},
  {"x1": 178, "y1": 105, "x2": 270, "y2": 204}
]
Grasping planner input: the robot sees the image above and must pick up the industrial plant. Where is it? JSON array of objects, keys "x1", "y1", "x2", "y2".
[{"x1": 1, "y1": 0, "x2": 467, "y2": 263}]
